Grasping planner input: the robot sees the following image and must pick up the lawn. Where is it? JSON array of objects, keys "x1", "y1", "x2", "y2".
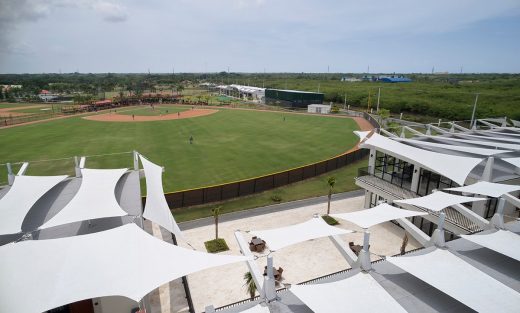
[
  {"x1": 172, "y1": 158, "x2": 367, "y2": 222},
  {"x1": 118, "y1": 105, "x2": 188, "y2": 116},
  {"x1": 0, "y1": 108, "x2": 360, "y2": 191}
]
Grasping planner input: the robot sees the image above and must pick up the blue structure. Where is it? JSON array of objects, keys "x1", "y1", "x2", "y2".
[{"x1": 379, "y1": 76, "x2": 412, "y2": 83}]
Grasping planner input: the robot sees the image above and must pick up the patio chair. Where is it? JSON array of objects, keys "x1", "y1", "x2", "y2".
[{"x1": 249, "y1": 242, "x2": 255, "y2": 252}]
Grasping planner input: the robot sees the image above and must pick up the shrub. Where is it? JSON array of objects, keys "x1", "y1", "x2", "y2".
[
  {"x1": 321, "y1": 215, "x2": 339, "y2": 225},
  {"x1": 204, "y1": 238, "x2": 230, "y2": 253},
  {"x1": 271, "y1": 195, "x2": 282, "y2": 202}
]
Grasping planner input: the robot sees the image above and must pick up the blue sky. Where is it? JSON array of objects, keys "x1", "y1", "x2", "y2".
[{"x1": 1, "y1": 0, "x2": 519, "y2": 73}]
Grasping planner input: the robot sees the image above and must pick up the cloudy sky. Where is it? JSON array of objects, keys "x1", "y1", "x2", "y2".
[{"x1": 1, "y1": 0, "x2": 519, "y2": 73}]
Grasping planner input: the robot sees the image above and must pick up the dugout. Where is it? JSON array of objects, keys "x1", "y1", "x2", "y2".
[{"x1": 265, "y1": 89, "x2": 324, "y2": 108}]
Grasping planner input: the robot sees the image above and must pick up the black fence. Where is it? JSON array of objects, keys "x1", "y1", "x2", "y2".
[
  {"x1": 1, "y1": 112, "x2": 59, "y2": 127},
  {"x1": 163, "y1": 148, "x2": 369, "y2": 209}
]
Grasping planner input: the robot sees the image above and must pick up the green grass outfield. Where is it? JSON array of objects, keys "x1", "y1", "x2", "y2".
[{"x1": 0, "y1": 108, "x2": 360, "y2": 191}]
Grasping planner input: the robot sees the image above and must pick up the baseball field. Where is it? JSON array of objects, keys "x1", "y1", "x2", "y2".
[{"x1": 0, "y1": 105, "x2": 362, "y2": 192}]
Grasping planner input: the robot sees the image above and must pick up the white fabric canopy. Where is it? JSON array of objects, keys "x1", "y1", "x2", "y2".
[
  {"x1": 331, "y1": 203, "x2": 427, "y2": 229},
  {"x1": 396, "y1": 138, "x2": 511, "y2": 156},
  {"x1": 354, "y1": 130, "x2": 371, "y2": 141},
  {"x1": 290, "y1": 272, "x2": 406, "y2": 313},
  {"x1": 394, "y1": 191, "x2": 485, "y2": 212},
  {"x1": 139, "y1": 154, "x2": 183, "y2": 239},
  {"x1": 40, "y1": 168, "x2": 128, "y2": 229},
  {"x1": 461, "y1": 230, "x2": 520, "y2": 262},
  {"x1": 458, "y1": 133, "x2": 520, "y2": 144},
  {"x1": 445, "y1": 181, "x2": 520, "y2": 198},
  {"x1": 0, "y1": 223, "x2": 249, "y2": 313},
  {"x1": 238, "y1": 304, "x2": 270, "y2": 313},
  {"x1": 432, "y1": 136, "x2": 520, "y2": 150},
  {"x1": 387, "y1": 248, "x2": 520, "y2": 313},
  {"x1": 361, "y1": 133, "x2": 483, "y2": 185},
  {"x1": 503, "y1": 157, "x2": 520, "y2": 169},
  {"x1": 249, "y1": 217, "x2": 352, "y2": 251},
  {"x1": 0, "y1": 175, "x2": 68, "y2": 235}
]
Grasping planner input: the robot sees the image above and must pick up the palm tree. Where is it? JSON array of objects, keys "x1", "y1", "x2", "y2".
[
  {"x1": 176, "y1": 84, "x2": 184, "y2": 95},
  {"x1": 243, "y1": 272, "x2": 257, "y2": 299},
  {"x1": 326, "y1": 176, "x2": 336, "y2": 215},
  {"x1": 212, "y1": 206, "x2": 221, "y2": 239}
]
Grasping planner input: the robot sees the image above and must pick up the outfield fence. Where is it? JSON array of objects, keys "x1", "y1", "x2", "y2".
[
  {"x1": 162, "y1": 112, "x2": 380, "y2": 208},
  {"x1": 1, "y1": 112, "x2": 60, "y2": 127}
]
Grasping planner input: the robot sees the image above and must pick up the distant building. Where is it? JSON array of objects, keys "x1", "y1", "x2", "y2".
[
  {"x1": 307, "y1": 104, "x2": 331, "y2": 114},
  {"x1": 1, "y1": 85, "x2": 22, "y2": 91},
  {"x1": 38, "y1": 90, "x2": 59, "y2": 102},
  {"x1": 265, "y1": 89, "x2": 324, "y2": 108},
  {"x1": 340, "y1": 77, "x2": 361, "y2": 82},
  {"x1": 378, "y1": 75, "x2": 412, "y2": 83}
]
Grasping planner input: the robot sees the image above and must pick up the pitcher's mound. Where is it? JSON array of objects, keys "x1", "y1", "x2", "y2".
[{"x1": 84, "y1": 108, "x2": 218, "y2": 122}]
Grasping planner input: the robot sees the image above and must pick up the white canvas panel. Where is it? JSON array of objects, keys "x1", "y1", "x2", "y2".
[
  {"x1": 250, "y1": 217, "x2": 352, "y2": 251},
  {"x1": 0, "y1": 175, "x2": 68, "y2": 235},
  {"x1": 457, "y1": 133, "x2": 520, "y2": 144},
  {"x1": 361, "y1": 133, "x2": 483, "y2": 185},
  {"x1": 394, "y1": 191, "x2": 485, "y2": 212},
  {"x1": 238, "y1": 304, "x2": 270, "y2": 313},
  {"x1": 387, "y1": 249, "x2": 520, "y2": 313},
  {"x1": 461, "y1": 230, "x2": 520, "y2": 262},
  {"x1": 290, "y1": 272, "x2": 407, "y2": 313},
  {"x1": 445, "y1": 181, "x2": 520, "y2": 198},
  {"x1": 431, "y1": 136, "x2": 520, "y2": 150},
  {"x1": 354, "y1": 130, "x2": 371, "y2": 141},
  {"x1": 0, "y1": 224, "x2": 249, "y2": 313},
  {"x1": 503, "y1": 157, "x2": 520, "y2": 169},
  {"x1": 331, "y1": 203, "x2": 427, "y2": 229},
  {"x1": 139, "y1": 154, "x2": 183, "y2": 239},
  {"x1": 40, "y1": 168, "x2": 128, "y2": 229},
  {"x1": 396, "y1": 138, "x2": 511, "y2": 156}
]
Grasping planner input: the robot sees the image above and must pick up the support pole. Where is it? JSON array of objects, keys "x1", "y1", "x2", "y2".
[
  {"x1": 133, "y1": 150, "x2": 139, "y2": 171},
  {"x1": 6, "y1": 163, "x2": 15, "y2": 185},
  {"x1": 490, "y1": 198, "x2": 506, "y2": 229},
  {"x1": 430, "y1": 212, "x2": 446, "y2": 248},
  {"x1": 172, "y1": 234, "x2": 196, "y2": 313},
  {"x1": 376, "y1": 87, "x2": 380, "y2": 113},
  {"x1": 470, "y1": 93, "x2": 479, "y2": 129},
  {"x1": 74, "y1": 156, "x2": 81, "y2": 178},
  {"x1": 263, "y1": 255, "x2": 277, "y2": 302}
]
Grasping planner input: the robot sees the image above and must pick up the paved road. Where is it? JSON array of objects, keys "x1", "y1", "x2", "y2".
[{"x1": 178, "y1": 189, "x2": 365, "y2": 230}]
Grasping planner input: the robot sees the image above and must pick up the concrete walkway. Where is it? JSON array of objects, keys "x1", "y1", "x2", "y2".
[{"x1": 178, "y1": 190, "x2": 365, "y2": 230}]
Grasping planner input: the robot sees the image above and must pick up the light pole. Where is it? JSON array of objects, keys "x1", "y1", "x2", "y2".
[
  {"x1": 376, "y1": 87, "x2": 381, "y2": 113},
  {"x1": 470, "y1": 93, "x2": 479, "y2": 129}
]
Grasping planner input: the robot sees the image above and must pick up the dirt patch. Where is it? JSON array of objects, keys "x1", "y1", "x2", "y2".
[
  {"x1": 0, "y1": 105, "x2": 47, "y2": 117},
  {"x1": 350, "y1": 116, "x2": 375, "y2": 131},
  {"x1": 83, "y1": 108, "x2": 218, "y2": 122}
]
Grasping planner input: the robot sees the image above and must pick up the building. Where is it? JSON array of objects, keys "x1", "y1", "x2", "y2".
[
  {"x1": 356, "y1": 117, "x2": 520, "y2": 237},
  {"x1": 340, "y1": 77, "x2": 361, "y2": 82},
  {"x1": 38, "y1": 90, "x2": 59, "y2": 102},
  {"x1": 307, "y1": 104, "x2": 331, "y2": 114},
  {"x1": 264, "y1": 89, "x2": 324, "y2": 108},
  {"x1": 217, "y1": 84, "x2": 265, "y2": 103},
  {"x1": 378, "y1": 75, "x2": 412, "y2": 83}
]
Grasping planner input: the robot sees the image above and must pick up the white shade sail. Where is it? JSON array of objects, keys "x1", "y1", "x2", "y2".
[
  {"x1": 331, "y1": 203, "x2": 427, "y2": 229},
  {"x1": 458, "y1": 133, "x2": 520, "y2": 144},
  {"x1": 396, "y1": 138, "x2": 511, "y2": 156},
  {"x1": 238, "y1": 304, "x2": 270, "y2": 313},
  {"x1": 354, "y1": 130, "x2": 371, "y2": 141},
  {"x1": 0, "y1": 175, "x2": 68, "y2": 235},
  {"x1": 290, "y1": 272, "x2": 407, "y2": 313},
  {"x1": 394, "y1": 191, "x2": 486, "y2": 212},
  {"x1": 361, "y1": 133, "x2": 483, "y2": 185},
  {"x1": 461, "y1": 230, "x2": 520, "y2": 262},
  {"x1": 445, "y1": 181, "x2": 520, "y2": 198},
  {"x1": 40, "y1": 168, "x2": 128, "y2": 229},
  {"x1": 0, "y1": 223, "x2": 249, "y2": 313},
  {"x1": 139, "y1": 154, "x2": 183, "y2": 239},
  {"x1": 387, "y1": 249, "x2": 520, "y2": 313},
  {"x1": 249, "y1": 217, "x2": 352, "y2": 251},
  {"x1": 432, "y1": 136, "x2": 520, "y2": 150},
  {"x1": 503, "y1": 157, "x2": 520, "y2": 169}
]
